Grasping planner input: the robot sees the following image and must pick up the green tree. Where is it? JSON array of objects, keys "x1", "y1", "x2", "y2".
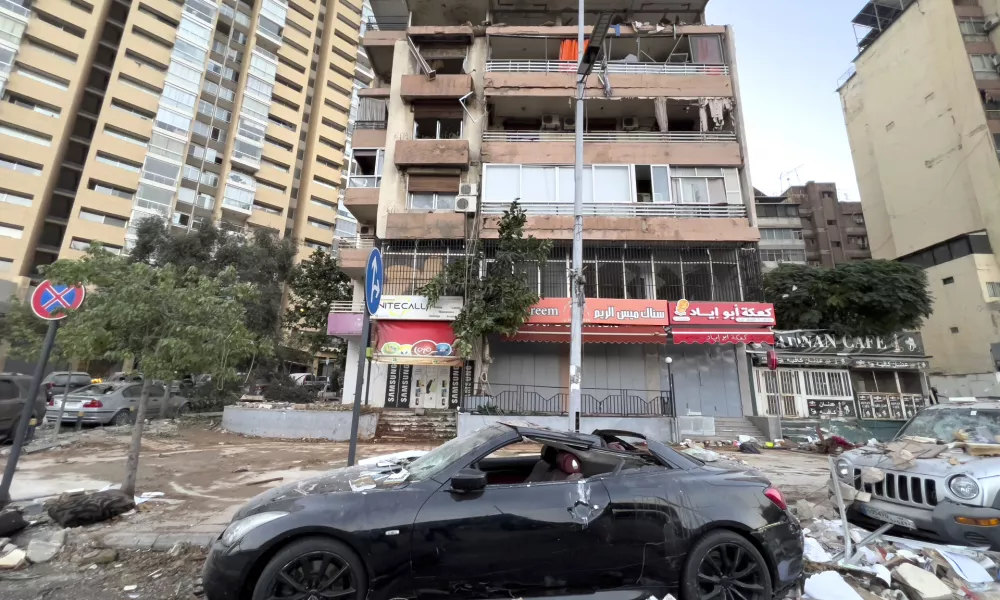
[
  {"x1": 764, "y1": 260, "x2": 933, "y2": 336},
  {"x1": 129, "y1": 219, "x2": 297, "y2": 341},
  {"x1": 421, "y1": 202, "x2": 551, "y2": 388},
  {"x1": 284, "y1": 248, "x2": 352, "y2": 356},
  {"x1": 44, "y1": 247, "x2": 258, "y2": 496}
]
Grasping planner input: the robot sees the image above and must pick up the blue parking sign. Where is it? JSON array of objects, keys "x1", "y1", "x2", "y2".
[{"x1": 365, "y1": 248, "x2": 383, "y2": 316}]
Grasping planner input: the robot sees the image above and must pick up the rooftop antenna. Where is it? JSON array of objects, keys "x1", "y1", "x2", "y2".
[{"x1": 779, "y1": 164, "x2": 804, "y2": 195}]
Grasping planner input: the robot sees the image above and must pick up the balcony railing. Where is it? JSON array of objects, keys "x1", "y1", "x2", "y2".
[
  {"x1": 0, "y1": 0, "x2": 30, "y2": 19},
  {"x1": 354, "y1": 120, "x2": 387, "y2": 130},
  {"x1": 328, "y1": 300, "x2": 365, "y2": 313},
  {"x1": 482, "y1": 131, "x2": 737, "y2": 143},
  {"x1": 482, "y1": 201, "x2": 747, "y2": 219},
  {"x1": 485, "y1": 60, "x2": 729, "y2": 76},
  {"x1": 347, "y1": 175, "x2": 381, "y2": 188},
  {"x1": 336, "y1": 234, "x2": 376, "y2": 250},
  {"x1": 364, "y1": 16, "x2": 407, "y2": 31},
  {"x1": 986, "y1": 109, "x2": 1000, "y2": 121},
  {"x1": 461, "y1": 384, "x2": 675, "y2": 417}
]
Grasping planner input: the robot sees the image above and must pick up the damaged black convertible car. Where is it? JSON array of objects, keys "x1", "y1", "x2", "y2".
[{"x1": 201, "y1": 423, "x2": 803, "y2": 600}]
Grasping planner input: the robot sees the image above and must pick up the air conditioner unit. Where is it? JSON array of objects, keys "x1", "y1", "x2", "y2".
[
  {"x1": 455, "y1": 195, "x2": 477, "y2": 213},
  {"x1": 459, "y1": 182, "x2": 478, "y2": 196},
  {"x1": 637, "y1": 193, "x2": 652, "y2": 203},
  {"x1": 359, "y1": 224, "x2": 374, "y2": 236},
  {"x1": 541, "y1": 114, "x2": 561, "y2": 130},
  {"x1": 621, "y1": 117, "x2": 639, "y2": 131},
  {"x1": 562, "y1": 116, "x2": 576, "y2": 130},
  {"x1": 987, "y1": 16, "x2": 1000, "y2": 32}
]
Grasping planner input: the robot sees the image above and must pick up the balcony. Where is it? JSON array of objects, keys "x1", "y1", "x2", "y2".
[
  {"x1": 328, "y1": 300, "x2": 365, "y2": 313},
  {"x1": 343, "y1": 186, "x2": 379, "y2": 224},
  {"x1": 486, "y1": 61, "x2": 729, "y2": 76},
  {"x1": 385, "y1": 211, "x2": 467, "y2": 239},
  {"x1": 400, "y1": 74, "x2": 474, "y2": 101},
  {"x1": 484, "y1": 98, "x2": 741, "y2": 166},
  {"x1": 394, "y1": 139, "x2": 470, "y2": 169},
  {"x1": 482, "y1": 202, "x2": 747, "y2": 219},
  {"x1": 336, "y1": 234, "x2": 376, "y2": 278}
]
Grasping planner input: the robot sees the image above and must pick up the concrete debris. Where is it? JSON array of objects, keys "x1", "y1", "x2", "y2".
[
  {"x1": 860, "y1": 467, "x2": 885, "y2": 484},
  {"x1": 892, "y1": 563, "x2": 951, "y2": 600},
  {"x1": 0, "y1": 548, "x2": 26, "y2": 569},
  {"x1": 804, "y1": 571, "x2": 864, "y2": 600},
  {"x1": 123, "y1": 584, "x2": 137, "y2": 591},
  {"x1": 889, "y1": 449, "x2": 916, "y2": 469},
  {"x1": 25, "y1": 529, "x2": 65, "y2": 564},
  {"x1": 79, "y1": 547, "x2": 118, "y2": 565},
  {"x1": 681, "y1": 447, "x2": 723, "y2": 462}
]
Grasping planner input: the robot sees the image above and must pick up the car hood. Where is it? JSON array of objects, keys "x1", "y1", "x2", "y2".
[
  {"x1": 234, "y1": 462, "x2": 409, "y2": 520},
  {"x1": 841, "y1": 446, "x2": 1000, "y2": 479}
]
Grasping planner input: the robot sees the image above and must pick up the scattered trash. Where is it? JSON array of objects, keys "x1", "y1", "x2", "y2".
[
  {"x1": 681, "y1": 447, "x2": 723, "y2": 462},
  {"x1": 349, "y1": 475, "x2": 377, "y2": 491},
  {"x1": 893, "y1": 563, "x2": 951, "y2": 600},
  {"x1": 244, "y1": 477, "x2": 283, "y2": 486},
  {"x1": 139, "y1": 491, "x2": 165, "y2": 498},
  {"x1": 46, "y1": 490, "x2": 135, "y2": 528},
  {"x1": 0, "y1": 548, "x2": 26, "y2": 569},
  {"x1": 123, "y1": 584, "x2": 137, "y2": 591},
  {"x1": 740, "y1": 441, "x2": 762, "y2": 454},
  {"x1": 804, "y1": 571, "x2": 864, "y2": 600}
]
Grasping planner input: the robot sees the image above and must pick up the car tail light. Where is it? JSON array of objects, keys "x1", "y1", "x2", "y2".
[
  {"x1": 764, "y1": 487, "x2": 787, "y2": 510},
  {"x1": 83, "y1": 400, "x2": 103, "y2": 408},
  {"x1": 46, "y1": 396, "x2": 54, "y2": 406}
]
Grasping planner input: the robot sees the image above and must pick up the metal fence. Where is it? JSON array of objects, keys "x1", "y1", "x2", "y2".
[
  {"x1": 461, "y1": 384, "x2": 675, "y2": 417},
  {"x1": 485, "y1": 61, "x2": 729, "y2": 76}
]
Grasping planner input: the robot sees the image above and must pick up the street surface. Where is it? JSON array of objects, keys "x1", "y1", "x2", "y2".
[{"x1": 0, "y1": 419, "x2": 831, "y2": 599}]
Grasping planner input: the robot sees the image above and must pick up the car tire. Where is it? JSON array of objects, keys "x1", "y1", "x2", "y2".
[
  {"x1": 680, "y1": 529, "x2": 772, "y2": 600},
  {"x1": 110, "y1": 410, "x2": 133, "y2": 427},
  {"x1": 252, "y1": 536, "x2": 367, "y2": 600},
  {"x1": 175, "y1": 404, "x2": 190, "y2": 418}
]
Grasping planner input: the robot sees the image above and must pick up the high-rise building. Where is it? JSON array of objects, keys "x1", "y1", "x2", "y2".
[
  {"x1": 0, "y1": 0, "x2": 363, "y2": 303},
  {"x1": 839, "y1": 0, "x2": 1000, "y2": 396},
  {"x1": 333, "y1": 0, "x2": 776, "y2": 439},
  {"x1": 754, "y1": 182, "x2": 870, "y2": 270}
]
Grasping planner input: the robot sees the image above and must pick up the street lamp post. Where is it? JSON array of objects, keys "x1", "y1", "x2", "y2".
[{"x1": 568, "y1": 5, "x2": 612, "y2": 433}]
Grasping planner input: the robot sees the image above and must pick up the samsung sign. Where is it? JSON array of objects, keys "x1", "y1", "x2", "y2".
[{"x1": 375, "y1": 295, "x2": 463, "y2": 321}]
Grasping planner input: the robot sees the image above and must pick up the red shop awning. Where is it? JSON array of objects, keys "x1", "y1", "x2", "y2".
[
  {"x1": 671, "y1": 328, "x2": 775, "y2": 345},
  {"x1": 510, "y1": 324, "x2": 667, "y2": 344}
]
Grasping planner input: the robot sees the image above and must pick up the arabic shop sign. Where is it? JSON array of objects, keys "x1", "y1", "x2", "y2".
[
  {"x1": 668, "y1": 300, "x2": 776, "y2": 327},
  {"x1": 773, "y1": 330, "x2": 925, "y2": 357},
  {"x1": 527, "y1": 298, "x2": 670, "y2": 326}
]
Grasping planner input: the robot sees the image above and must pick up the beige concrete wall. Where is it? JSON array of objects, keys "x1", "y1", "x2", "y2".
[
  {"x1": 481, "y1": 141, "x2": 742, "y2": 166},
  {"x1": 480, "y1": 215, "x2": 759, "y2": 243},
  {"x1": 485, "y1": 73, "x2": 733, "y2": 98},
  {"x1": 840, "y1": 0, "x2": 999, "y2": 260}
]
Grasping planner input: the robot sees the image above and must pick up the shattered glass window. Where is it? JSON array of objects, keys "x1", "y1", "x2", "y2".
[
  {"x1": 898, "y1": 408, "x2": 1000, "y2": 442},
  {"x1": 406, "y1": 425, "x2": 510, "y2": 482}
]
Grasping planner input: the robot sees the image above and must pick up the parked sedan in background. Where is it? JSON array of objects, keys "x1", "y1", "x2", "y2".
[
  {"x1": 202, "y1": 424, "x2": 802, "y2": 600},
  {"x1": 42, "y1": 371, "x2": 93, "y2": 402},
  {"x1": 46, "y1": 381, "x2": 190, "y2": 426},
  {"x1": 0, "y1": 373, "x2": 47, "y2": 441}
]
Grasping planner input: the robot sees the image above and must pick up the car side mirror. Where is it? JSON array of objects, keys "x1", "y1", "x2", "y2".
[{"x1": 450, "y1": 469, "x2": 487, "y2": 493}]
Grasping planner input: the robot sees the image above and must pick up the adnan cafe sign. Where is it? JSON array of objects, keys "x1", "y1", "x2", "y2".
[{"x1": 518, "y1": 298, "x2": 776, "y2": 344}]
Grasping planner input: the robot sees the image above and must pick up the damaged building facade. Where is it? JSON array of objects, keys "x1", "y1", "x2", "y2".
[
  {"x1": 839, "y1": 0, "x2": 1000, "y2": 399},
  {"x1": 331, "y1": 0, "x2": 772, "y2": 441}
]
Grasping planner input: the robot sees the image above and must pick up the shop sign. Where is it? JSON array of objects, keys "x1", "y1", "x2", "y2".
[
  {"x1": 527, "y1": 298, "x2": 572, "y2": 324},
  {"x1": 585, "y1": 299, "x2": 669, "y2": 326},
  {"x1": 773, "y1": 330, "x2": 925, "y2": 357},
  {"x1": 327, "y1": 313, "x2": 364, "y2": 337},
  {"x1": 375, "y1": 321, "x2": 458, "y2": 363},
  {"x1": 376, "y1": 295, "x2": 463, "y2": 320},
  {"x1": 669, "y1": 300, "x2": 776, "y2": 326}
]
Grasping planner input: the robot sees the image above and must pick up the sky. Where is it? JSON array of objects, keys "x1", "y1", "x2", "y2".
[{"x1": 706, "y1": 0, "x2": 865, "y2": 201}]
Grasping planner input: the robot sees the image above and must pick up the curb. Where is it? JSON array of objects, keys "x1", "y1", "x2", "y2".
[{"x1": 100, "y1": 530, "x2": 222, "y2": 550}]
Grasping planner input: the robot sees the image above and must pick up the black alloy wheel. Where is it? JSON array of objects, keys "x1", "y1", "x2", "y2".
[
  {"x1": 681, "y1": 530, "x2": 772, "y2": 600},
  {"x1": 253, "y1": 537, "x2": 367, "y2": 600}
]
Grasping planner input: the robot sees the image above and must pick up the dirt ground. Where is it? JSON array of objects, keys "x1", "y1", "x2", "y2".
[{"x1": 0, "y1": 419, "x2": 833, "y2": 600}]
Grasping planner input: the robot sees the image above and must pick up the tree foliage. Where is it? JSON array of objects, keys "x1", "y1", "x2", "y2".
[
  {"x1": 44, "y1": 247, "x2": 258, "y2": 494},
  {"x1": 129, "y1": 219, "x2": 297, "y2": 341},
  {"x1": 284, "y1": 248, "x2": 352, "y2": 355},
  {"x1": 763, "y1": 260, "x2": 933, "y2": 336},
  {"x1": 421, "y1": 203, "x2": 551, "y2": 381}
]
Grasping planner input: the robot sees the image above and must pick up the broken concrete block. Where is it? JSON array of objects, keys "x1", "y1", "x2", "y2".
[
  {"x1": 894, "y1": 563, "x2": 951, "y2": 600},
  {"x1": 861, "y1": 467, "x2": 885, "y2": 484},
  {"x1": 26, "y1": 539, "x2": 61, "y2": 564},
  {"x1": 890, "y1": 449, "x2": 916, "y2": 469},
  {"x1": 794, "y1": 499, "x2": 816, "y2": 520},
  {"x1": 0, "y1": 549, "x2": 26, "y2": 569}
]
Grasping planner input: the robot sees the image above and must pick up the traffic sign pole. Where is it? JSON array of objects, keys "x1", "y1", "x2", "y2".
[
  {"x1": 0, "y1": 320, "x2": 58, "y2": 506},
  {"x1": 348, "y1": 247, "x2": 383, "y2": 466}
]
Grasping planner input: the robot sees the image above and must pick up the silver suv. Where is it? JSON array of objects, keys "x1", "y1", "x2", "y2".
[{"x1": 834, "y1": 402, "x2": 1000, "y2": 549}]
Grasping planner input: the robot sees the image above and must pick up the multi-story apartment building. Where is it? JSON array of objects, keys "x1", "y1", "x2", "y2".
[
  {"x1": 754, "y1": 182, "x2": 870, "y2": 270},
  {"x1": 0, "y1": 0, "x2": 363, "y2": 314},
  {"x1": 333, "y1": 0, "x2": 777, "y2": 437},
  {"x1": 839, "y1": 0, "x2": 1000, "y2": 397}
]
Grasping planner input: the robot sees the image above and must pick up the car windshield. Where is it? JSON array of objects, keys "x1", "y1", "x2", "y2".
[
  {"x1": 899, "y1": 407, "x2": 1000, "y2": 442},
  {"x1": 73, "y1": 384, "x2": 119, "y2": 396},
  {"x1": 406, "y1": 425, "x2": 511, "y2": 482}
]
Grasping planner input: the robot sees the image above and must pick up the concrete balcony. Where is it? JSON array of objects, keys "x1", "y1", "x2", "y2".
[
  {"x1": 394, "y1": 139, "x2": 470, "y2": 169},
  {"x1": 756, "y1": 216, "x2": 803, "y2": 228},
  {"x1": 484, "y1": 61, "x2": 732, "y2": 98},
  {"x1": 482, "y1": 130, "x2": 741, "y2": 167},
  {"x1": 343, "y1": 186, "x2": 379, "y2": 224},
  {"x1": 400, "y1": 74, "x2": 474, "y2": 101},
  {"x1": 336, "y1": 235, "x2": 377, "y2": 278}
]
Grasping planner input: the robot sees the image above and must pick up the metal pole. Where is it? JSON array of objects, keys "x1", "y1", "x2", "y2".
[
  {"x1": 0, "y1": 320, "x2": 58, "y2": 505},
  {"x1": 363, "y1": 345, "x2": 374, "y2": 407},
  {"x1": 347, "y1": 313, "x2": 371, "y2": 466},
  {"x1": 568, "y1": 0, "x2": 585, "y2": 433}
]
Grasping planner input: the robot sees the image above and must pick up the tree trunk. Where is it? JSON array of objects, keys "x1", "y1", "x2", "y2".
[
  {"x1": 121, "y1": 377, "x2": 151, "y2": 497},
  {"x1": 475, "y1": 336, "x2": 492, "y2": 395},
  {"x1": 51, "y1": 382, "x2": 72, "y2": 440}
]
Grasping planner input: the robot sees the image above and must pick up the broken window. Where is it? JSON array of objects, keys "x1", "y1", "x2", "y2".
[
  {"x1": 348, "y1": 149, "x2": 384, "y2": 187},
  {"x1": 414, "y1": 117, "x2": 463, "y2": 140}
]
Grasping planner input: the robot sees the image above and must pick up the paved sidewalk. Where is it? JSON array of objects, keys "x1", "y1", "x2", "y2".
[{"x1": 99, "y1": 530, "x2": 222, "y2": 550}]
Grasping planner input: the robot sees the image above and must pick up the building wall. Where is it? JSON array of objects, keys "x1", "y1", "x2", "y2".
[
  {"x1": 785, "y1": 182, "x2": 870, "y2": 267},
  {"x1": 839, "y1": 0, "x2": 1000, "y2": 387}
]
